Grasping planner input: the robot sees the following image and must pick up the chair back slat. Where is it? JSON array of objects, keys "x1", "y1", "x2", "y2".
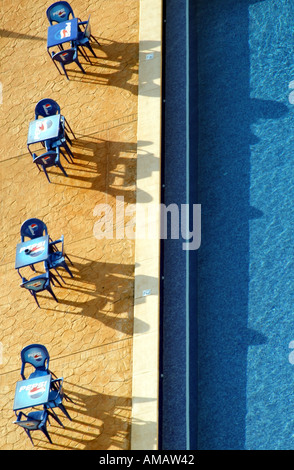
[{"x1": 84, "y1": 16, "x2": 91, "y2": 39}]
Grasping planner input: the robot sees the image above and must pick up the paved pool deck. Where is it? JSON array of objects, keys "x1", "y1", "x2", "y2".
[{"x1": 0, "y1": 0, "x2": 162, "y2": 450}]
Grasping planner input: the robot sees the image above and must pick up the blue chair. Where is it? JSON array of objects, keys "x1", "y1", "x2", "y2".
[
  {"x1": 46, "y1": 235, "x2": 73, "y2": 283},
  {"x1": 75, "y1": 16, "x2": 100, "y2": 60},
  {"x1": 20, "y1": 271, "x2": 61, "y2": 308},
  {"x1": 46, "y1": 133, "x2": 74, "y2": 163},
  {"x1": 14, "y1": 409, "x2": 63, "y2": 446},
  {"x1": 20, "y1": 218, "x2": 48, "y2": 242},
  {"x1": 32, "y1": 148, "x2": 70, "y2": 183},
  {"x1": 20, "y1": 344, "x2": 51, "y2": 380},
  {"x1": 51, "y1": 47, "x2": 85, "y2": 80},
  {"x1": 46, "y1": 1, "x2": 75, "y2": 25},
  {"x1": 46, "y1": 377, "x2": 72, "y2": 421}
]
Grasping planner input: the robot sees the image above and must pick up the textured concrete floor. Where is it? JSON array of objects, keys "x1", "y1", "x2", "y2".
[{"x1": 0, "y1": 0, "x2": 139, "y2": 450}]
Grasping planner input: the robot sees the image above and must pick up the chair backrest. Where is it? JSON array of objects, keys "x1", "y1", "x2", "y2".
[
  {"x1": 46, "y1": 1, "x2": 74, "y2": 24},
  {"x1": 52, "y1": 48, "x2": 76, "y2": 65},
  {"x1": 20, "y1": 218, "x2": 48, "y2": 242},
  {"x1": 35, "y1": 99, "x2": 60, "y2": 119},
  {"x1": 20, "y1": 343, "x2": 50, "y2": 379},
  {"x1": 84, "y1": 16, "x2": 91, "y2": 39}
]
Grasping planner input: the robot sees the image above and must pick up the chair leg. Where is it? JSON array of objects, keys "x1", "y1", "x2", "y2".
[
  {"x1": 25, "y1": 428, "x2": 34, "y2": 446},
  {"x1": 63, "y1": 141, "x2": 74, "y2": 161},
  {"x1": 51, "y1": 57, "x2": 62, "y2": 75},
  {"x1": 78, "y1": 45, "x2": 90, "y2": 62},
  {"x1": 60, "y1": 148, "x2": 72, "y2": 164},
  {"x1": 53, "y1": 267, "x2": 66, "y2": 284},
  {"x1": 65, "y1": 132, "x2": 72, "y2": 146},
  {"x1": 75, "y1": 59, "x2": 85, "y2": 74},
  {"x1": 40, "y1": 425, "x2": 52, "y2": 444},
  {"x1": 65, "y1": 253, "x2": 74, "y2": 266},
  {"x1": 62, "y1": 261, "x2": 73, "y2": 278},
  {"x1": 60, "y1": 63, "x2": 69, "y2": 80},
  {"x1": 86, "y1": 42, "x2": 97, "y2": 58},
  {"x1": 31, "y1": 291, "x2": 40, "y2": 308},
  {"x1": 58, "y1": 403, "x2": 72, "y2": 421},
  {"x1": 57, "y1": 162, "x2": 68, "y2": 177},
  {"x1": 91, "y1": 34, "x2": 101, "y2": 45},
  {"x1": 42, "y1": 166, "x2": 51, "y2": 183},
  {"x1": 63, "y1": 392, "x2": 75, "y2": 403},
  {"x1": 65, "y1": 118, "x2": 76, "y2": 140},
  {"x1": 47, "y1": 285, "x2": 58, "y2": 303},
  {"x1": 50, "y1": 271, "x2": 63, "y2": 287},
  {"x1": 47, "y1": 410, "x2": 64, "y2": 428}
]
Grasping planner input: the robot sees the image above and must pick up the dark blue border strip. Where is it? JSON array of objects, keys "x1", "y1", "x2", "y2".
[{"x1": 159, "y1": 0, "x2": 198, "y2": 451}]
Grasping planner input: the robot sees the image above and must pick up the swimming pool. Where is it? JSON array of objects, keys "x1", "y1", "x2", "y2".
[{"x1": 197, "y1": 0, "x2": 294, "y2": 450}]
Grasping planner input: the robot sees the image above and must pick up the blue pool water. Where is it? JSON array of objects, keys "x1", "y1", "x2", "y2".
[{"x1": 197, "y1": 0, "x2": 294, "y2": 450}]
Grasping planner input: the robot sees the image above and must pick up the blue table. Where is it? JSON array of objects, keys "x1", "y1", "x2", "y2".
[
  {"x1": 15, "y1": 235, "x2": 49, "y2": 270},
  {"x1": 13, "y1": 374, "x2": 51, "y2": 411},
  {"x1": 47, "y1": 17, "x2": 78, "y2": 49},
  {"x1": 27, "y1": 114, "x2": 61, "y2": 147}
]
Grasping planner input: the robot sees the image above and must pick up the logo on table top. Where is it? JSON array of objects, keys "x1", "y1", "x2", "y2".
[
  {"x1": 37, "y1": 120, "x2": 52, "y2": 132},
  {"x1": 52, "y1": 8, "x2": 67, "y2": 19},
  {"x1": 20, "y1": 240, "x2": 46, "y2": 257},
  {"x1": 55, "y1": 22, "x2": 71, "y2": 40},
  {"x1": 19, "y1": 380, "x2": 47, "y2": 400},
  {"x1": 33, "y1": 119, "x2": 53, "y2": 140},
  {"x1": 29, "y1": 384, "x2": 46, "y2": 400}
]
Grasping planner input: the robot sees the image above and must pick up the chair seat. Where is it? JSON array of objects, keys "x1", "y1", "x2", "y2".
[
  {"x1": 21, "y1": 271, "x2": 59, "y2": 307},
  {"x1": 13, "y1": 411, "x2": 43, "y2": 426},
  {"x1": 46, "y1": 243, "x2": 74, "y2": 281},
  {"x1": 29, "y1": 369, "x2": 49, "y2": 379},
  {"x1": 48, "y1": 389, "x2": 60, "y2": 402},
  {"x1": 77, "y1": 31, "x2": 89, "y2": 43},
  {"x1": 48, "y1": 251, "x2": 63, "y2": 265}
]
